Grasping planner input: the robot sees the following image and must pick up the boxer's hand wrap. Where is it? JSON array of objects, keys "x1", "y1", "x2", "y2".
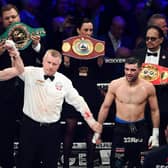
[
  {"x1": 148, "y1": 128, "x2": 159, "y2": 148},
  {"x1": 92, "y1": 132, "x2": 101, "y2": 144},
  {"x1": 5, "y1": 40, "x2": 16, "y2": 50},
  {"x1": 5, "y1": 40, "x2": 19, "y2": 58}
]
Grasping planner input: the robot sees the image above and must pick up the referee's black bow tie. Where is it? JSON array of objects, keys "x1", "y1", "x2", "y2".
[
  {"x1": 44, "y1": 75, "x2": 55, "y2": 81},
  {"x1": 147, "y1": 52, "x2": 157, "y2": 57}
]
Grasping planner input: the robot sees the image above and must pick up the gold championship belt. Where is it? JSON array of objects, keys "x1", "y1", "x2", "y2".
[
  {"x1": 0, "y1": 22, "x2": 46, "y2": 50},
  {"x1": 139, "y1": 63, "x2": 168, "y2": 85},
  {"x1": 62, "y1": 35, "x2": 105, "y2": 60}
]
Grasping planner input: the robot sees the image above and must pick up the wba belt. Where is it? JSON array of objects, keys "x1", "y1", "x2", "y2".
[
  {"x1": 62, "y1": 35, "x2": 105, "y2": 60},
  {"x1": 0, "y1": 22, "x2": 46, "y2": 50}
]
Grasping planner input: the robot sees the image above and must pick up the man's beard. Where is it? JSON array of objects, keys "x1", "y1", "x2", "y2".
[{"x1": 126, "y1": 75, "x2": 138, "y2": 83}]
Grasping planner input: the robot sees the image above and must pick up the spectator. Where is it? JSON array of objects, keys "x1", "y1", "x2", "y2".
[
  {"x1": 99, "y1": 16, "x2": 133, "y2": 81},
  {"x1": 132, "y1": 25, "x2": 168, "y2": 145},
  {"x1": 136, "y1": 13, "x2": 168, "y2": 49},
  {"x1": 0, "y1": 4, "x2": 46, "y2": 167},
  {"x1": 20, "y1": 0, "x2": 41, "y2": 27},
  {"x1": 99, "y1": 16, "x2": 133, "y2": 59},
  {"x1": 50, "y1": 0, "x2": 72, "y2": 51}
]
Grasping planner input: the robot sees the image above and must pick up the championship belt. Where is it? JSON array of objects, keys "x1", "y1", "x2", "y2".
[
  {"x1": 139, "y1": 63, "x2": 168, "y2": 85},
  {"x1": 62, "y1": 35, "x2": 105, "y2": 60},
  {"x1": 0, "y1": 22, "x2": 46, "y2": 50}
]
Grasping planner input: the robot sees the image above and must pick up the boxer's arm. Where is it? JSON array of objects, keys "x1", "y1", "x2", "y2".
[
  {"x1": 0, "y1": 40, "x2": 24, "y2": 81},
  {"x1": 148, "y1": 83, "x2": 160, "y2": 148},
  {"x1": 92, "y1": 82, "x2": 115, "y2": 144},
  {"x1": 98, "y1": 83, "x2": 115, "y2": 125},
  {"x1": 0, "y1": 40, "x2": 6, "y2": 55}
]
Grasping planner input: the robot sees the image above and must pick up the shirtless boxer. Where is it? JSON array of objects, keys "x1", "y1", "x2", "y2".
[{"x1": 93, "y1": 57, "x2": 160, "y2": 167}]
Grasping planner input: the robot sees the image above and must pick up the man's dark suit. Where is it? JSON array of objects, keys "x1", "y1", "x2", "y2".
[
  {"x1": 143, "y1": 144, "x2": 168, "y2": 167},
  {"x1": 99, "y1": 33, "x2": 133, "y2": 81},
  {"x1": 0, "y1": 39, "x2": 46, "y2": 167},
  {"x1": 132, "y1": 47, "x2": 168, "y2": 145},
  {"x1": 99, "y1": 32, "x2": 133, "y2": 59},
  {"x1": 132, "y1": 47, "x2": 168, "y2": 67}
]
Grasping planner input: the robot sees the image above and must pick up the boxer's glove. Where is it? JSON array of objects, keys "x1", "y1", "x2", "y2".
[{"x1": 148, "y1": 128, "x2": 159, "y2": 148}]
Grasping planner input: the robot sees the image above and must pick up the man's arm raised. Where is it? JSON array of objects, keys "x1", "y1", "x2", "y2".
[{"x1": 0, "y1": 40, "x2": 24, "y2": 81}]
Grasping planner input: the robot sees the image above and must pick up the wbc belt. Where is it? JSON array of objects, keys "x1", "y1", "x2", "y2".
[
  {"x1": 62, "y1": 35, "x2": 105, "y2": 60},
  {"x1": 0, "y1": 22, "x2": 46, "y2": 50},
  {"x1": 139, "y1": 63, "x2": 168, "y2": 85}
]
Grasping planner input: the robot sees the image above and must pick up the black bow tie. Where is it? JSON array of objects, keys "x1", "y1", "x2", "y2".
[
  {"x1": 147, "y1": 52, "x2": 158, "y2": 57},
  {"x1": 44, "y1": 75, "x2": 55, "y2": 81}
]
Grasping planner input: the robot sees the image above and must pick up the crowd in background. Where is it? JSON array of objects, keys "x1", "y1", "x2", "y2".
[
  {"x1": 0, "y1": 0, "x2": 168, "y2": 51},
  {"x1": 0, "y1": 0, "x2": 168, "y2": 167}
]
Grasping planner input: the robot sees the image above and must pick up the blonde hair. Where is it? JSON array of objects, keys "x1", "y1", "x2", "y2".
[{"x1": 43, "y1": 49, "x2": 62, "y2": 64}]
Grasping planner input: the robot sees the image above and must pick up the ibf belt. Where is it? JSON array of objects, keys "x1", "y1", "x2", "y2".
[
  {"x1": 62, "y1": 35, "x2": 105, "y2": 60},
  {"x1": 139, "y1": 63, "x2": 168, "y2": 85},
  {"x1": 0, "y1": 22, "x2": 46, "y2": 50}
]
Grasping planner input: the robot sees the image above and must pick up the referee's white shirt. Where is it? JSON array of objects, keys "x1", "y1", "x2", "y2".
[{"x1": 19, "y1": 67, "x2": 91, "y2": 123}]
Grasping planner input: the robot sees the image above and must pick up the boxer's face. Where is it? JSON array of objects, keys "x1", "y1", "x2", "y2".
[{"x1": 125, "y1": 63, "x2": 140, "y2": 83}]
